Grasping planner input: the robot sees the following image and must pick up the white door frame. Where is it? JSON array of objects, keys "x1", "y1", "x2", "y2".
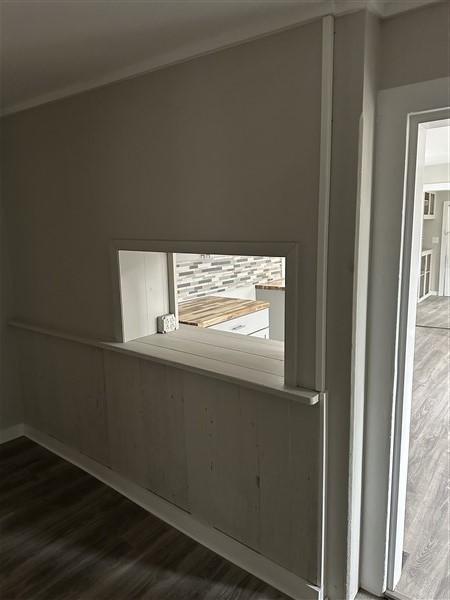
[
  {"x1": 360, "y1": 75, "x2": 450, "y2": 597},
  {"x1": 386, "y1": 112, "x2": 450, "y2": 592},
  {"x1": 439, "y1": 199, "x2": 450, "y2": 296}
]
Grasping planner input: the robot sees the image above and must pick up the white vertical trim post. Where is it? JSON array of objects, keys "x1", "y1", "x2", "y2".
[
  {"x1": 318, "y1": 392, "x2": 328, "y2": 598},
  {"x1": 110, "y1": 244, "x2": 125, "y2": 342},
  {"x1": 285, "y1": 244, "x2": 300, "y2": 387},
  {"x1": 316, "y1": 15, "x2": 334, "y2": 392},
  {"x1": 315, "y1": 16, "x2": 333, "y2": 597},
  {"x1": 167, "y1": 252, "x2": 179, "y2": 323}
]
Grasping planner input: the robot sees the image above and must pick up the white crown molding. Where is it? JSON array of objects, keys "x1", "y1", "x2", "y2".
[{"x1": 0, "y1": 0, "x2": 440, "y2": 117}]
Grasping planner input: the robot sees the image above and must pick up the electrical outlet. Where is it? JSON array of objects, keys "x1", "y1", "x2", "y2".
[{"x1": 432, "y1": 237, "x2": 440, "y2": 244}]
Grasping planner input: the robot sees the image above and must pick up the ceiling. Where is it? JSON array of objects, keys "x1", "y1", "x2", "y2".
[
  {"x1": 0, "y1": 0, "x2": 439, "y2": 115},
  {"x1": 425, "y1": 126, "x2": 450, "y2": 166}
]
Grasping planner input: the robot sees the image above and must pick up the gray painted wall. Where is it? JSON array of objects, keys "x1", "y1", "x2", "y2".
[
  {"x1": 379, "y1": 2, "x2": 450, "y2": 90},
  {"x1": 0, "y1": 194, "x2": 22, "y2": 430},
  {"x1": 2, "y1": 19, "x2": 322, "y2": 389}
]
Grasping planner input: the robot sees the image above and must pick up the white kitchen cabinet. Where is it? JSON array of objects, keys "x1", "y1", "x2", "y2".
[{"x1": 210, "y1": 308, "x2": 269, "y2": 336}]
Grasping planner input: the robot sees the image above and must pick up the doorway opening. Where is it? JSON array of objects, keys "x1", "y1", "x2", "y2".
[{"x1": 388, "y1": 117, "x2": 450, "y2": 600}]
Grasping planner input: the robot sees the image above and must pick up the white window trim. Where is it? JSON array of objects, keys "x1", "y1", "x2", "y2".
[{"x1": 110, "y1": 239, "x2": 303, "y2": 388}]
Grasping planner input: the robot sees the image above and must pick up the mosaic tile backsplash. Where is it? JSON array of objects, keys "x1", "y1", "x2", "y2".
[{"x1": 176, "y1": 255, "x2": 283, "y2": 302}]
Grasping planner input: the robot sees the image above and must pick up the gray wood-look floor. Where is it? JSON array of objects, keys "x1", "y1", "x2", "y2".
[
  {"x1": 395, "y1": 299, "x2": 450, "y2": 600},
  {"x1": 416, "y1": 296, "x2": 450, "y2": 330},
  {"x1": 0, "y1": 437, "x2": 291, "y2": 600}
]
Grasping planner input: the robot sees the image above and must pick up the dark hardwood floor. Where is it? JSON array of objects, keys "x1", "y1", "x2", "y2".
[{"x1": 0, "y1": 437, "x2": 290, "y2": 600}]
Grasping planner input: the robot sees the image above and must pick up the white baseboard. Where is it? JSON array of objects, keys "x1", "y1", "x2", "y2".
[
  {"x1": 418, "y1": 290, "x2": 438, "y2": 303},
  {"x1": 0, "y1": 423, "x2": 25, "y2": 444},
  {"x1": 23, "y1": 425, "x2": 321, "y2": 600}
]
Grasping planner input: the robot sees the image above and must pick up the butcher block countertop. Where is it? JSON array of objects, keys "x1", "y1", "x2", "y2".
[
  {"x1": 179, "y1": 296, "x2": 270, "y2": 328},
  {"x1": 255, "y1": 279, "x2": 285, "y2": 291}
]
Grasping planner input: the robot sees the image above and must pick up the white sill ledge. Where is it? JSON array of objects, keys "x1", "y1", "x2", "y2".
[{"x1": 9, "y1": 320, "x2": 320, "y2": 406}]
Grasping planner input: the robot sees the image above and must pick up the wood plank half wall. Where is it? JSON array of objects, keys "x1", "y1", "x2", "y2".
[{"x1": 17, "y1": 328, "x2": 323, "y2": 588}]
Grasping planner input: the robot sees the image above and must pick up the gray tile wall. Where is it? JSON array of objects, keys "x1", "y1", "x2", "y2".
[{"x1": 176, "y1": 255, "x2": 283, "y2": 301}]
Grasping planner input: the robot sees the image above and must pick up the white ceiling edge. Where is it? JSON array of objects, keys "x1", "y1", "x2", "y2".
[
  {"x1": 0, "y1": 0, "x2": 439, "y2": 118},
  {"x1": 423, "y1": 182, "x2": 450, "y2": 191}
]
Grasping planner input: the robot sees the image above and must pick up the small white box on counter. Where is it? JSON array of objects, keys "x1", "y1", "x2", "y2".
[{"x1": 157, "y1": 313, "x2": 178, "y2": 333}]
